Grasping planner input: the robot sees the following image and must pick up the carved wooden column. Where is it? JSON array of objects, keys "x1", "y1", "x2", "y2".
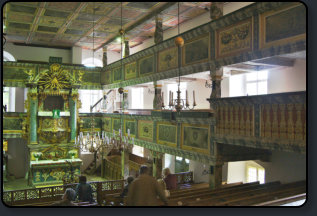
[
  {"x1": 209, "y1": 163, "x2": 223, "y2": 189},
  {"x1": 209, "y1": 67, "x2": 223, "y2": 109},
  {"x1": 154, "y1": 15, "x2": 163, "y2": 44},
  {"x1": 69, "y1": 88, "x2": 78, "y2": 144},
  {"x1": 210, "y1": 2, "x2": 224, "y2": 20},
  {"x1": 124, "y1": 40, "x2": 130, "y2": 58},
  {"x1": 102, "y1": 46, "x2": 107, "y2": 67},
  {"x1": 28, "y1": 86, "x2": 38, "y2": 144},
  {"x1": 150, "y1": 150, "x2": 163, "y2": 179},
  {"x1": 153, "y1": 81, "x2": 163, "y2": 110},
  {"x1": 121, "y1": 149, "x2": 129, "y2": 179}
]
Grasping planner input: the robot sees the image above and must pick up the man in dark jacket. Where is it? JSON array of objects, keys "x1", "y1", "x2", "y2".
[{"x1": 76, "y1": 175, "x2": 94, "y2": 202}]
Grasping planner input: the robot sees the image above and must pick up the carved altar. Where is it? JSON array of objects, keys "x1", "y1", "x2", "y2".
[{"x1": 23, "y1": 63, "x2": 83, "y2": 186}]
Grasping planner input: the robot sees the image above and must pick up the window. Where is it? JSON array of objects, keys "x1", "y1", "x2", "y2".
[
  {"x1": 246, "y1": 70, "x2": 268, "y2": 96},
  {"x1": 246, "y1": 165, "x2": 265, "y2": 184},
  {"x1": 130, "y1": 88, "x2": 144, "y2": 109},
  {"x1": 229, "y1": 70, "x2": 268, "y2": 97},
  {"x1": 82, "y1": 57, "x2": 103, "y2": 67},
  {"x1": 78, "y1": 90, "x2": 104, "y2": 113}
]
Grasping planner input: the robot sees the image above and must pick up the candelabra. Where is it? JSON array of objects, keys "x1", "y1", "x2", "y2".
[{"x1": 161, "y1": 88, "x2": 197, "y2": 112}]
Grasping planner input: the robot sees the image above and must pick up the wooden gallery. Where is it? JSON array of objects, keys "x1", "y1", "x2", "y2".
[{"x1": 2, "y1": 2, "x2": 306, "y2": 206}]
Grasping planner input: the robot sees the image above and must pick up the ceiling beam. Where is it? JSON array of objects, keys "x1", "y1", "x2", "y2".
[
  {"x1": 52, "y1": 2, "x2": 88, "y2": 42},
  {"x1": 26, "y1": 2, "x2": 47, "y2": 44},
  {"x1": 96, "y1": 2, "x2": 177, "y2": 51},
  {"x1": 250, "y1": 57, "x2": 295, "y2": 67}
]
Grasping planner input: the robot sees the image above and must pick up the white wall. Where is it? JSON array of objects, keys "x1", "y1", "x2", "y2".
[
  {"x1": 268, "y1": 59, "x2": 306, "y2": 94},
  {"x1": 186, "y1": 80, "x2": 211, "y2": 109},
  {"x1": 221, "y1": 77, "x2": 230, "y2": 98},
  {"x1": 164, "y1": 153, "x2": 176, "y2": 174},
  {"x1": 188, "y1": 160, "x2": 209, "y2": 183},
  {"x1": 256, "y1": 151, "x2": 306, "y2": 184},
  {"x1": 6, "y1": 138, "x2": 28, "y2": 179},
  {"x1": 4, "y1": 42, "x2": 72, "y2": 63},
  {"x1": 227, "y1": 161, "x2": 247, "y2": 183}
]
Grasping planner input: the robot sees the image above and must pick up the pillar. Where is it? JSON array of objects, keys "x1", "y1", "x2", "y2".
[
  {"x1": 102, "y1": 46, "x2": 107, "y2": 67},
  {"x1": 209, "y1": 163, "x2": 223, "y2": 189},
  {"x1": 153, "y1": 81, "x2": 163, "y2": 110},
  {"x1": 209, "y1": 67, "x2": 223, "y2": 109},
  {"x1": 154, "y1": 15, "x2": 163, "y2": 44},
  {"x1": 121, "y1": 150, "x2": 129, "y2": 179},
  {"x1": 28, "y1": 88, "x2": 38, "y2": 145},
  {"x1": 151, "y1": 150, "x2": 163, "y2": 179},
  {"x1": 69, "y1": 89, "x2": 78, "y2": 143},
  {"x1": 210, "y1": 2, "x2": 224, "y2": 20},
  {"x1": 124, "y1": 40, "x2": 130, "y2": 58}
]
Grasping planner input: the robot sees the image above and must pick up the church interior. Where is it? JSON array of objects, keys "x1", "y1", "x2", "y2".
[{"x1": 2, "y1": 2, "x2": 306, "y2": 206}]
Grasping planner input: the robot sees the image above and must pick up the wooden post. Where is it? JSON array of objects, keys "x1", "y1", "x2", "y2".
[{"x1": 96, "y1": 182, "x2": 102, "y2": 205}]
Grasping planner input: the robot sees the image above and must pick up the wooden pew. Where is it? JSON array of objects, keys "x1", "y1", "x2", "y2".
[
  {"x1": 168, "y1": 181, "x2": 263, "y2": 206},
  {"x1": 253, "y1": 193, "x2": 306, "y2": 206},
  {"x1": 188, "y1": 181, "x2": 303, "y2": 206}
]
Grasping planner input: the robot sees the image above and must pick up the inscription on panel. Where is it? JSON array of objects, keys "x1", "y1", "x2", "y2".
[
  {"x1": 158, "y1": 47, "x2": 178, "y2": 72},
  {"x1": 124, "y1": 62, "x2": 137, "y2": 80},
  {"x1": 183, "y1": 35, "x2": 209, "y2": 66},
  {"x1": 139, "y1": 55, "x2": 154, "y2": 76},
  {"x1": 103, "y1": 117, "x2": 111, "y2": 132},
  {"x1": 157, "y1": 122, "x2": 177, "y2": 146},
  {"x1": 138, "y1": 120, "x2": 153, "y2": 141},
  {"x1": 182, "y1": 124, "x2": 209, "y2": 155},
  {"x1": 124, "y1": 119, "x2": 136, "y2": 137}
]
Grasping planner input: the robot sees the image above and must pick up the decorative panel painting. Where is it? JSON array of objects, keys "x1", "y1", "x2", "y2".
[
  {"x1": 124, "y1": 62, "x2": 137, "y2": 80},
  {"x1": 157, "y1": 122, "x2": 177, "y2": 147},
  {"x1": 112, "y1": 67, "x2": 122, "y2": 83},
  {"x1": 101, "y1": 70, "x2": 111, "y2": 85},
  {"x1": 124, "y1": 119, "x2": 136, "y2": 137},
  {"x1": 3, "y1": 117, "x2": 23, "y2": 133},
  {"x1": 103, "y1": 117, "x2": 111, "y2": 132},
  {"x1": 216, "y1": 18, "x2": 253, "y2": 59},
  {"x1": 183, "y1": 34, "x2": 209, "y2": 66},
  {"x1": 3, "y1": 66, "x2": 33, "y2": 82},
  {"x1": 139, "y1": 55, "x2": 154, "y2": 77},
  {"x1": 181, "y1": 123, "x2": 209, "y2": 155},
  {"x1": 260, "y1": 4, "x2": 306, "y2": 49},
  {"x1": 112, "y1": 118, "x2": 121, "y2": 133},
  {"x1": 138, "y1": 120, "x2": 153, "y2": 142},
  {"x1": 158, "y1": 47, "x2": 178, "y2": 72}
]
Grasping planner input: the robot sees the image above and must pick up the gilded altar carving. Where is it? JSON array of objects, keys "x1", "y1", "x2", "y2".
[{"x1": 38, "y1": 118, "x2": 68, "y2": 144}]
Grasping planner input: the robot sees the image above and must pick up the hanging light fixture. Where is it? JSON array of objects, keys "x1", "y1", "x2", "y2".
[{"x1": 162, "y1": 2, "x2": 196, "y2": 112}]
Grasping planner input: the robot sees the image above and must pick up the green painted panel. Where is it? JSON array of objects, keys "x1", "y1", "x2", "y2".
[
  {"x1": 81, "y1": 71, "x2": 100, "y2": 84},
  {"x1": 113, "y1": 67, "x2": 122, "y2": 83},
  {"x1": 124, "y1": 119, "x2": 136, "y2": 136},
  {"x1": 124, "y1": 62, "x2": 137, "y2": 80},
  {"x1": 183, "y1": 35, "x2": 209, "y2": 66},
  {"x1": 265, "y1": 5, "x2": 306, "y2": 43},
  {"x1": 183, "y1": 126, "x2": 209, "y2": 150},
  {"x1": 112, "y1": 118, "x2": 121, "y2": 132},
  {"x1": 139, "y1": 55, "x2": 154, "y2": 77},
  {"x1": 157, "y1": 123, "x2": 177, "y2": 145},
  {"x1": 158, "y1": 47, "x2": 178, "y2": 72},
  {"x1": 103, "y1": 117, "x2": 112, "y2": 132},
  {"x1": 3, "y1": 118, "x2": 22, "y2": 130},
  {"x1": 138, "y1": 120, "x2": 153, "y2": 141},
  {"x1": 3, "y1": 66, "x2": 31, "y2": 80}
]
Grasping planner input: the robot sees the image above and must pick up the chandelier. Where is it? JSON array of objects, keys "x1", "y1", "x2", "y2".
[
  {"x1": 162, "y1": 2, "x2": 196, "y2": 113},
  {"x1": 75, "y1": 2, "x2": 133, "y2": 156}
]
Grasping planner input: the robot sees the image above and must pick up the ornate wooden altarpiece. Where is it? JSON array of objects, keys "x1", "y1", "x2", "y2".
[{"x1": 23, "y1": 63, "x2": 83, "y2": 187}]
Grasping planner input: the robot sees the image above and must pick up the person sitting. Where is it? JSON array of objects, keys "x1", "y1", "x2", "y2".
[
  {"x1": 76, "y1": 175, "x2": 94, "y2": 203},
  {"x1": 163, "y1": 168, "x2": 177, "y2": 190},
  {"x1": 51, "y1": 188, "x2": 77, "y2": 206},
  {"x1": 120, "y1": 176, "x2": 134, "y2": 198}
]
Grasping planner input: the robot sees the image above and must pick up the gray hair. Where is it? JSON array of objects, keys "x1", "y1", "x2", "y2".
[{"x1": 65, "y1": 188, "x2": 76, "y2": 201}]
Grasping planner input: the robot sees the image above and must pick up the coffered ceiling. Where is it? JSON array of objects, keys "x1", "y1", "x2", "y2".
[{"x1": 3, "y1": 2, "x2": 212, "y2": 52}]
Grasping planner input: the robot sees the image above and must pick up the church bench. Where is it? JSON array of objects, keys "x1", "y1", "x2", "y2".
[
  {"x1": 252, "y1": 193, "x2": 306, "y2": 206},
  {"x1": 168, "y1": 181, "x2": 263, "y2": 206},
  {"x1": 223, "y1": 181, "x2": 306, "y2": 206},
  {"x1": 187, "y1": 181, "x2": 299, "y2": 206}
]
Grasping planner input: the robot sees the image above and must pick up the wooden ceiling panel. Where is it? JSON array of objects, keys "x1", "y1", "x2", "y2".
[
  {"x1": 46, "y1": 2, "x2": 81, "y2": 12},
  {"x1": 7, "y1": 13, "x2": 34, "y2": 24},
  {"x1": 4, "y1": 2, "x2": 210, "y2": 50},
  {"x1": 39, "y1": 16, "x2": 66, "y2": 27}
]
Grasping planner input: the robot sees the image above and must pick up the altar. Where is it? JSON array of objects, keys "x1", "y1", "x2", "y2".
[
  {"x1": 23, "y1": 63, "x2": 84, "y2": 186},
  {"x1": 30, "y1": 159, "x2": 82, "y2": 187}
]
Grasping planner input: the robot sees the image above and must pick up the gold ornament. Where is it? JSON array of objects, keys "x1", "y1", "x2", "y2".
[{"x1": 174, "y1": 36, "x2": 184, "y2": 47}]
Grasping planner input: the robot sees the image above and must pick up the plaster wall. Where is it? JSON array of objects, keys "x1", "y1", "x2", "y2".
[
  {"x1": 267, "y1": 59, "x2": 306, "y2": 94},
  {"x1": 186, "y1": 79, "x2": 211, "y2": 109},
  {"x1": 256, "y1": 151, "x2": 306, "y2": 184},
  {"x1": 79, "y1": 153, "x2": 95, "y2": 172},
  {"x1": 15, "y1": 88, "x2": 25, "y2": 112},
  {"x1": 6, "y1": 138, "x2": 28, "y2": 179},
  {"x1": 227, "y1": 161, "x2": 247, "y2": 183},
  {"x1": 164, "y1": 154, "x2": 176, "y2": 174},
  {"x1": 188, "y1": 160, "x2": 209, "y2": 183},
  {"x1": 4, "y1": 42, "x2": 72, "y2": 63}
]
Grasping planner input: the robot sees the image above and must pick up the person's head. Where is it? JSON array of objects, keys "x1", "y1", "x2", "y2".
[
  {"x1": 79, "y1": 175, "x2": 87, "y2": 184},
  {"x1": 163, "y1": 168, "x2": 171, "y2": 177},
  {"x1": 63, "y1": 188, "x2": 76, "y2": 201},
  {"x1": 139, "y1": 165, "x2": 149, "y2": 175},
  {"x1": 127, "y1": 176, "x2": 134, "y2": 184}
]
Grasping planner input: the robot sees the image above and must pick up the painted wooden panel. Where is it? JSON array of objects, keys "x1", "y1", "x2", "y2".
[
  {"x1": 216, "y1": 18, "x2": 253, "y2": 59},
  {"x1": 158, "y1": 47, "x2": 178, "y2": 72},
  {"x1": 139, "y1": 55, "x2": 155, "y2": 77},
  {"x1": 138, "y1": 120, "x2": 154, "y2": 141},
  {"x1": 112, "y1": 118, "x2": 121, "y2": 132},
  {"x1": 3, "y1": 66, "x2": 33, "y2": 81},
  {"x1": 124, "y1": 61, "x2": 137, "y2": 80},
  {"x1": 124, "y1": 119, "x2": 136, "y2": 137},
  {"x1": 183, "y1": 34, "x2": 210, "y2": 66},
  {"x1": 103, "y1": 117, "x2": 112, "y2": 132},
  {"x1": 260, "y1": 4, "x2": 306, "y2": 49},
  {"x1": 156, "y1": 122, "x2": 177, "y2": 147},
  {"x1": 181, "y1": 123, "x2": 209, "y2": 155},
  {"x1": 112, "y1": 67, "x2": 122, "y2": 83}
]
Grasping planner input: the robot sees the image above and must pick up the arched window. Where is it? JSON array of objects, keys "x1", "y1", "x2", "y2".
[
  {"x1": 82, "y1": 57, "x2": 103, "y2": 67},
  {"x1": 3, "y1": 51, "x2": 16, "y2": 61}
]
